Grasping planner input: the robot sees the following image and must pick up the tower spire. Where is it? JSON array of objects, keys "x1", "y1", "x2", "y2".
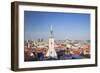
[
  {"x1": 51, "y1": 25, "x2": 52, "y2": 31},
  {"x1": 46, "y1": 25, "x2": 57, "y2": 59},
  {"x1": 50, "y1": 25, "x2": 53, "y2": 38}
]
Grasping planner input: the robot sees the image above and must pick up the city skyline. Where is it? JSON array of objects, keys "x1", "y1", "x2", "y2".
[{"x1": 24, "y1": 11, "x2": 90, "y2": 40}]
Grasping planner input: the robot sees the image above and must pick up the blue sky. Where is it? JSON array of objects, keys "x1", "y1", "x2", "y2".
[{"x1": 24, "y1": 11, "x2": 90, "y2": 40}]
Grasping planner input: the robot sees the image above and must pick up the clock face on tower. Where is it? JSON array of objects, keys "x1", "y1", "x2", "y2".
[{"x1": 51, "y1": 42, "x2": 52, "y2": 45}]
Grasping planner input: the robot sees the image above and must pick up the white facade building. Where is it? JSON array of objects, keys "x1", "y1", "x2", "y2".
[{"x1": 46, "y1": 25, "x2": 57, "y2": 58}]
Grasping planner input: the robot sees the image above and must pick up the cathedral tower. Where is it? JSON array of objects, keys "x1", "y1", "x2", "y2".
[{"x1": 46, "y1": 25, "x2": 57, "y2": 58}]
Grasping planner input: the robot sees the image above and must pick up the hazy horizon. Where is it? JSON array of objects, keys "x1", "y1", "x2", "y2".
[{"x1": 24, "y1": 11, "x2": 90, "y2": 41}]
